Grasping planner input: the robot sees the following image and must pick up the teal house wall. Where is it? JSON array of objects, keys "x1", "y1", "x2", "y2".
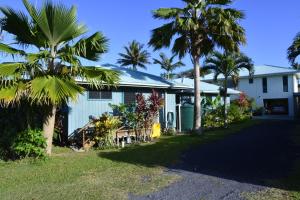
[{"x1": 67, "y1": 89, "x2": 177, "y2": 135}]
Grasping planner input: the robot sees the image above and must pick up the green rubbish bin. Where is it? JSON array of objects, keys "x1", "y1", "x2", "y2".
[{"x1": 181, "y1": 104, "x2": 194, "y2": 132}]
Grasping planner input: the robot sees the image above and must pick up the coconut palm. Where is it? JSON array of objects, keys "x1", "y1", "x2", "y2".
[
  {"x1": 177, "y1": 67, "x2": 211, "y2": 78},
  {"x1": 203, "y1": 51, "x2": 253, "y2": 126},
  {"x1": 0, "y1": 0, "x2": 120, "y2": 155},
  {"x1": 153, "y1": 53, "x2": 185, "y2": 80},
  {"x1": 149, "y1": 0, "x2": 246, "y2": 133},
  {"x1": 117, "y1": 40, "x2": 151, "y2": 71},
  {"x1": 288, "y1": 33, "x2": 300, "y2": 69}
]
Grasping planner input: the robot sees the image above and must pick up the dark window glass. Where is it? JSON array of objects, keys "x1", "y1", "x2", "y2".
[
  {"x1": 88, "y1": 91, "x2": 101, "y2": 99},
  {"x1": 262, "y1": 77, "x2": 268, "y2": 93},
  {"x1": 88, "y1": 91, "x2": 112, "y2": 100},
  {"x1": 227, "y1": 80, "x2": 234, "y2": 88},
  {"x1": 124, "y1": 92, "x2": 136, "y2": 105},
  {"x1": 283, "y1": 76, "x2": 288, "y2": 92},
  {"x1": 249, "y1": 78, "x2": 254, "y2": 84},
  {"x1": 101, "y1": 91, "x2": 112, "y2": 99}
]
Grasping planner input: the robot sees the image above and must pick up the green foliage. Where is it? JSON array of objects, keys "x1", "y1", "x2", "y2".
[
  {"x1": 153, "y1": 53, "x2": 185, "y2": 80},
  {"x1": 0, "y1": 120, "x2": 258, "y2": 200},
  {"x1": 0, "y1": 0, "x2": 120, "y2": 154},
  {"x1": 117, "y1": 40, "x2": 151, "y2": 71},
  {"x1": 288, "y1": 32, "x2": 300, "y2": 69},
  {"x1": 94, "y1": 113, "x2": 122, "y2": 148},
  {"x1": 12, "y1": 129, "x2": 46, "y2": 159},
  {"x1": 203, "y1": 105, "x2": 225, "y2": 128},
  {"x1": 202, "y1": 95, "x2": 251, "y2": 129},
  {"x1": 252, "y1": 106, "x2": 264, "y2": 116},
  {"x1": 0, "y1": 102, "x2": 43, "y2": 160},
  {"x1": 110, "y1": 103, "x2": 138, "y2": 129},
  {"x1": 162, "y1": 128, "x2": 177, "y2": 136}
]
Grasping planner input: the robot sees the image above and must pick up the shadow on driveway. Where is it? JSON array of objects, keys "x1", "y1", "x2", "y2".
[{"x1": 99, "y1": 120, "x2": 300, "y2": 192}]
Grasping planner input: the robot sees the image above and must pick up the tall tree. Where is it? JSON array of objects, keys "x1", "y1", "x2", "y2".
[
  {"x1": 288, "y1": 33, "x2": 300, "y2": 69},
  {"x1": 153, "y1": 53, "x2": 185, "y2": 80},
  {"x1": 117, "y1": 40, "x2": 151, "y2": 71},
  {"x1": 177, "y1": 67, "x2": 211, "y2": 78},
  {"x1": 203, "y1": 51, "x2": 253, "y2": 126},
  {"x1": 149, "y1": 0, "x2": 246, "y2": 133},
  {"x1": 0, "y1": 0, "x2": 119, "y2": 155}
]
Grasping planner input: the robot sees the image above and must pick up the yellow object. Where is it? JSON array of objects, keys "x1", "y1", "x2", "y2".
[{"x1": 151, "y1": 123, "x2": 161, "y2": 138}]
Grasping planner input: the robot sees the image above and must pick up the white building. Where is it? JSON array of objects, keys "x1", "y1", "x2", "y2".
[{"x1": 202, "y1": 65, "x2": 300, "y2": 117}]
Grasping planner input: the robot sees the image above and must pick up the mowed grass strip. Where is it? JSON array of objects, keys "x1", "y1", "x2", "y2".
[{"x1": 0, "y1": 120, "x2": 259, "y2": 200}]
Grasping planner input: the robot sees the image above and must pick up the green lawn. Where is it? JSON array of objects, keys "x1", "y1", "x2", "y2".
[
  {"x1": 0, "y1": 120, "x2": 258, "y2": 200},
  {"x1": 243, "y1": 121, "x2": 300, "y2": 200}
]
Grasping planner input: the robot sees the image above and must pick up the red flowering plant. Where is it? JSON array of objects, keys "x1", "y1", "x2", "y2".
[
  {"x1": 135, "y1": 90, "x2": 163, "y2": 141},
  {"x1": 148, "y1": 90, "x2": 164, "y2": 124},
  {"x1": 236, "y1": 92, "x2": 252, "y2": 112}
]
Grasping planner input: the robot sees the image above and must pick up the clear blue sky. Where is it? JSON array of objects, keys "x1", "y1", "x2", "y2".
[{"x1": 1, "y1": 0, "x2": 300, "y2": 75}]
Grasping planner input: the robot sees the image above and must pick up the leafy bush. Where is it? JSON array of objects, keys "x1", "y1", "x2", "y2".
[
  {"x1": 162, "y1": 128, "x2": 177, "y2": 136},
  {"x1": 94, "y1": 114, "x2": 121, "y2": 148},
  {"x1": 12, "y1": 129, "x2": 46, "y2": 159},
  {"x1": 252, "y1": 106, "x2": 264, "y2": 116},
  {"x1": 228, "y1": 104, "x2": 244, "y2": 122},
  {"x1": 203, "y1": 105, "x2": 225, "y2": 128}
]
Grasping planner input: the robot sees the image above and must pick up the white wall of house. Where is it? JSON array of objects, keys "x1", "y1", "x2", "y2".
[{"x1": 237, "y1": 75, "x2": 297, "y2": 116}]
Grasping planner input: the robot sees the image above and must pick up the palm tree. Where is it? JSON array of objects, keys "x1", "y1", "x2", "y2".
[
  {"x1": 153, "y1": 53, "x2": 185, "y2": 80},
  {"x1": 177, "y1": 67, "x2": 211, "y2": 78},
  {"x1": 203, "y1": 51, "x2": 254, "y2": 126},
  {"x1": 288, "y1": 33, "x2": 300, "y2": 69},
  {"x1": 117, "y1": 40, "x2": 151, "y2": 71},
  {"x1": 149, "y1": 0, "x2": 246, "y2": 133},
  {"x1": 0, "y1": 0, "x2": 120, "y2": 155}
]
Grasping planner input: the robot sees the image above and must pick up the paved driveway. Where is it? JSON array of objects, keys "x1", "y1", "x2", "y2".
[{"x1": 132, "y1": 120, "x2": 299, "y2": 200}]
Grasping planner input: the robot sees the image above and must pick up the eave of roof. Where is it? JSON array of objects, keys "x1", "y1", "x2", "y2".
[
  {"x1": 76, "y1": 66, "x2": 191, "y2": 89},
  {"x1": 202, "y1": 65, "x2": 300, "y2": 81}
]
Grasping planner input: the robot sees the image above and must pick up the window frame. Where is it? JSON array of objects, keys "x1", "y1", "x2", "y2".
[
  {"x1": 282, "y1": 76, "x2": 289, "y2": 92},
  {"x1": 87, "y1": 91, "x2": 112, "y2": 100},
  {"x1": 123, "y1": 91, "x2": 137, "y2": 105},
  {"x1": 249, "y1": 77, "x2": 254, "y2": 84},
  {"x1": 262, "y1": 77, "x2": 268, "y2": 93}
]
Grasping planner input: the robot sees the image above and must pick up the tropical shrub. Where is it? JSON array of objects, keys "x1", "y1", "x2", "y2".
[
  {"x1": 12, "y1": 129, "x2": 46, "y2": 159},
  {"x1": 252, "y1": 106, "x2": 264, "y2": 116},
  {"x1": 203, "y1": 105, "x2": 225, "y2": 128},
  {"x1": 110, "y1": 90, "x2": 163, "y2": 142},
  {"x1": 94, "y1": 114, "x2": 121, "y2": 148},
  {"x1": 162, "y1": 128, "x2": 177, "y2": 136}
]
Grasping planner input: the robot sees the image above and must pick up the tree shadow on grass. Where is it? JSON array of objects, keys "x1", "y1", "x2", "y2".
[{"x1": 99, "y1": 120, "x2": 300, "y2": 193}]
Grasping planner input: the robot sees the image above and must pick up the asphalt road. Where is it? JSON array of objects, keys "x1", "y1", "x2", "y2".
[{"x1": 132, "y1": 120, "x2": 299, "y2": 200}]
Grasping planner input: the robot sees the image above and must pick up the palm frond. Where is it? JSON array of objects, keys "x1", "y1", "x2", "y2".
[
  {"x1": 0, "y1": 43, "x2": 25, "y2": 56},
  {"x1": 79, "y1": 67, "x2": 120, "y2": 89},
  {"x1": 59, "y1": 32, "x2": 108, "y2": 61},
  {"x1": 149, "y1": 22, "x2": 176, "y2": 51},
  {"x1": 23, "y1": 0, "x2": 87, "y2": 46},
  {"x1": 0, "y1": 81, "x2": 27, "y2": 106},
  {"x1": 152, "y1": 8, "x2": 182, "y2": 19},
  {"x1": 287, "y1": 32, "x2": 300, "y2": 65},
  {"x1": 117, "y1": 40, "x2": 150, "y2": 70},
  {"x1": 0, "y1": 6, "x2": 38, "y2": 46},
  {"x1": 29, "y1": 76, "x2": 84, "y2": 105}
]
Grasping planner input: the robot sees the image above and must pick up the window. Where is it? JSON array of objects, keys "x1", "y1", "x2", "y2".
[
  {"x1": 88, "y1": 91, "x2": 112, "y2": 100},
  {"x1": 283, "y1": 76, "x2": 288, "y2": 92},
  {"x1": 124, "y1": 91, "x2": 136, "y2": 105},
  {"x1": 262, "y1": 77, "x2": 268, "y2": 93},
  {"x1": 249, "y1": 78, "x2": 254, "y2": 84}
]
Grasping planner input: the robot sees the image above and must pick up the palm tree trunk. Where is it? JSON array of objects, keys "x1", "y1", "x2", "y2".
[
  {"x1": 193, "y1": 56, "x2": 202, "y2": 134},
  {"x1": 223, "y1": 78, "x2": 228, "y2": 127},
  {"x1": 43, "y1": 105, "x2": 57, "y2": 155}
]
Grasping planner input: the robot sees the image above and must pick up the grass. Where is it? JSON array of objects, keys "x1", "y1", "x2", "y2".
[
  {"x1": 242, "y1": 121, "x2": 300, "y2": 200},
  {"x1": 0, "y1": 120, "x2": 259, "y2": 200}
]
